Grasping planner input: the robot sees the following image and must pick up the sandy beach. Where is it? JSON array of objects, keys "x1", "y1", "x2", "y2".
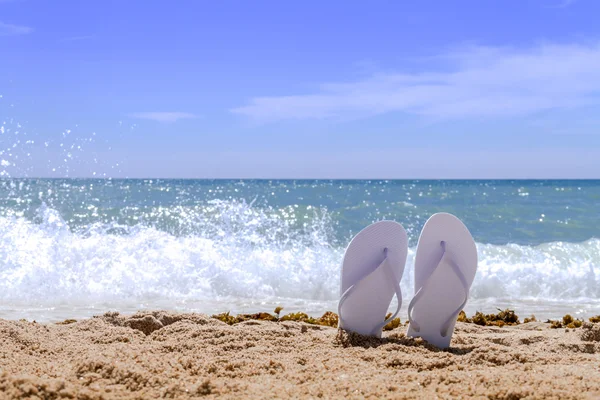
[{"x1": 1, "y1": 311, "x2": 599, "y2": 399}]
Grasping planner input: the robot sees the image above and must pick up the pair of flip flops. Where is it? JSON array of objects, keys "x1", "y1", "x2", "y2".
[{"x1": 337, "y1": 213, "x2": 478, "y2": 349}]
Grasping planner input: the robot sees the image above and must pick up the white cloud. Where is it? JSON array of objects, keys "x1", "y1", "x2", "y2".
[
  {"x1": 59, "y1": 35, "x2": 95, "y2": 42},
  {"x1": 549, "y1": 0, "x2": 577, "y2": 8},
  {"x1": 0, "y1": 22, "x2": 33, "y2": 36},
  {"x1": 232, "y1": 42, "x2": 600, "y2": 122},
  {"x1": 128, "y1": 112, "x2": 197, "y2": 123}
]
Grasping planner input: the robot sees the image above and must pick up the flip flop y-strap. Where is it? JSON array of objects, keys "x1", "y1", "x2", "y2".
[
  {"x1": 338, "y1": 248, "x2": 403, "y2": 336},
  {"x1": 407, "y1": 240, "x2": 469, "y2": 337}
]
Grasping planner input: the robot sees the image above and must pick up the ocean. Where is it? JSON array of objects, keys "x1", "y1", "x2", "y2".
[{"x1": 0, "y1": 178, "x2": 598, "y2": 322}]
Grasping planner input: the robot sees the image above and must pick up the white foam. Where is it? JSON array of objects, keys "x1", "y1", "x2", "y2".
[{"x1": 0, "y1": 201, "x2": 599, "y2": 321}]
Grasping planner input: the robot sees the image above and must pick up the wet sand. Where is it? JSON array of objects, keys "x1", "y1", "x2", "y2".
[{"x1": 1, "y1": 311, "x2": 600, "y2": 399}]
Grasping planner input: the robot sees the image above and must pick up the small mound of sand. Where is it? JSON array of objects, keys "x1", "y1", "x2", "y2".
[
  {"x1": 98, "y1": 310, "x2": 215, "y2": 335},
  {"x1": 581, "y1": 322, "x2": 600, "y2": 342}
]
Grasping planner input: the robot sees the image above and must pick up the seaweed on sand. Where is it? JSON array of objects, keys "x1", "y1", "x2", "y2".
[
  {"x1": 471, "y1": 311, "x2": 488, "y2": 326},
  {"x1": 457, "y1": 310, "x2": 470, "y2": 323},
  {"x1": 56, "y1": 319, "x2": 78, "y2": 325},
  {"x1": 382, "y1": 313, "x2": 401, "y2": 331},
  {"x1": 549, "y1": 320, "x2": 563, "y2": 329},
  {"x1": 211, "y1": 308, "x2": 406, "y2": 330},
  {"x1": 212, "y1": 311, "x2": 241, "y2": 325},
  {"x1": 212, "y1": 308, "x2": 340, "y2": 328},
  {"x1": 563, "y1": 314, "x2": 583, "y2": 328},
  {"x1": 213, "y1": 308, "x2": 590, "y2": 331},
  {"x1": 211, "y1": 311, "x2": 277, "y2": 325},
  {"x1": 279, "y1": 311, "x2": 340, "y2": 328},
  {"x1": 487, "y1": 309, "x2": 520, "y2": 326},
  {"x1": 317, "y1": 311, "x2": 339, "y2": 328},
  {"x1": 459, "y1": 309, "x2": 520, "y2": 327},
  {"x1": 547, "y1": 314, "x2": 584, "y2": 329}
]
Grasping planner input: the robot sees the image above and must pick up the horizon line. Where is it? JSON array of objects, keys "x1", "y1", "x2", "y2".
[{"x1": 3, "y1": 177, "x2": 600, "y2": 181}]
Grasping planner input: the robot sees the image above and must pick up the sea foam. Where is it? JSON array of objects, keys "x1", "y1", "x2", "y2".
[{"x1": 0, "y1": 199, "x2": 598, "y2": 321}]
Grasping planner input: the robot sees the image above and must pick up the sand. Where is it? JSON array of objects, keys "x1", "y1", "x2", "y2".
[{"x1": 1, "y1": 311, "x2": 600, "y2": 399}]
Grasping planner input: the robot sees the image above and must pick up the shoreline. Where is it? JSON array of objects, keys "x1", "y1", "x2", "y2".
[
  {"x1": 1, "y1": 310, "x2": 600, "y2": 399},
  {"x1": 3, "y1": 296, "x2": 599, "y2": 325},
  {"x1": 4, "y1": 306, "x2": 599, "y2": 329}
]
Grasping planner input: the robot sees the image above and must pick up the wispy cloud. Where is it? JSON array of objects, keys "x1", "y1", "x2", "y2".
[
  {"x1": 232, "y1": 41, "x2": 600, "y2": 122},
  {"x1": 59, "y1": 35, "x2": 95, "y2": 42},
  {"x1": 128, "y1": 112, "x2": 197, "y2": 123},
  {"x1": 549, "y1": 0, "x2": 577, "y2": 8},
  {"x1": 0, "y1": 22, "x2": 33, "y2": 36}
]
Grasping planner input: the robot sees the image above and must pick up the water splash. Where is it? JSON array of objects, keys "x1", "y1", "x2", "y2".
[
  {"x1": 1, "y1": 93, "x2": 120, "y2": 179},
  {"x1": 0, "y1": 199, "x2": 598, "y2": 321}
]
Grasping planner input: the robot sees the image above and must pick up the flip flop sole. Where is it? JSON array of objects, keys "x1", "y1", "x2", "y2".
[
  {"x1": 407, "y1": 213, "x2": 478, "y2": 348},
  {"x1": 339, "y1": 220, "x2": 408, "y2": 337}
]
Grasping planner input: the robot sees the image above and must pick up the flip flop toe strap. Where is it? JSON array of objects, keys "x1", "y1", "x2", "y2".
[{"x1": 408, "y1": 241, "x2": 469, "y2": 337}]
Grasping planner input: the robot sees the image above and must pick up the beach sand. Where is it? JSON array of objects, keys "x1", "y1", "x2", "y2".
[{"x1": 1, "y1": 311, "x2": 600, "y2": 399}]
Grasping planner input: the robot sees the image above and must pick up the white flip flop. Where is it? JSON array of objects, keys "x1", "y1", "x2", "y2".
[
  {"x1": 407, "y1": 213, "x2": 478, "y2": 348},
  {"x1": 337, "y1": 221, "x2": 408, "y2": 338}
]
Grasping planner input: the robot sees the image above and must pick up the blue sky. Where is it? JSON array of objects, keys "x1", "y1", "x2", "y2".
[{"x1": 1, "y1": 0, "x2": 599, "y2": 178}]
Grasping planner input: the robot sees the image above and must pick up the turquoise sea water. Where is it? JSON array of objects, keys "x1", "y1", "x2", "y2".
[{"x1": 0, "y1": 179, "x2": 598, "y2": 321}]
